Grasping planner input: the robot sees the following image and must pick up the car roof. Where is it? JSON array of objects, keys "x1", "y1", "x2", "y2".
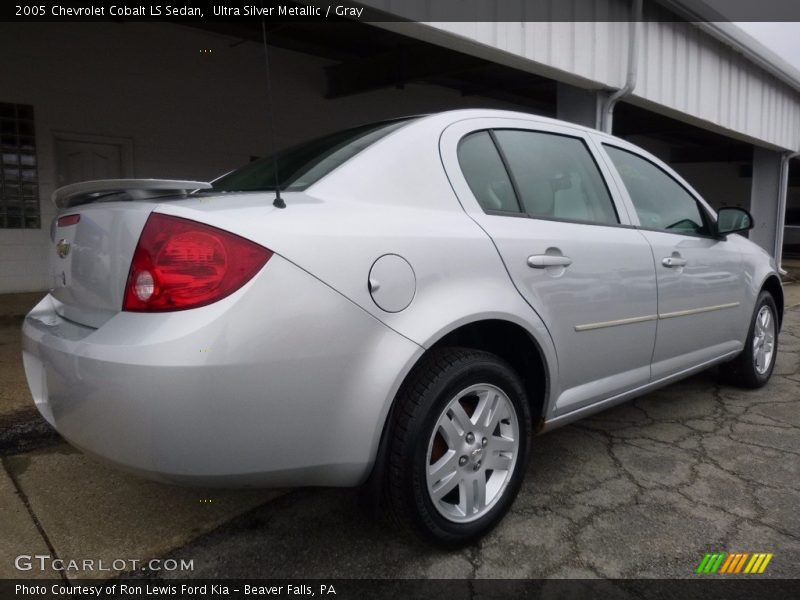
[{"x1": 419, "y1": 108, "x2": 607, "y2": 135}]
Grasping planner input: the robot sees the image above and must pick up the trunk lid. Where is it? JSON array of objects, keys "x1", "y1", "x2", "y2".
[
  {"x1": 48, "y1": 180, "x2": 210, "y2": 328},
  {"x1": 49, "y1": 203, "x2": 154, "y2": 328}
]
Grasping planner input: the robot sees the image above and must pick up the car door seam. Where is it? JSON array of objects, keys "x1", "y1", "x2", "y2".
[{"x1": 638, "y1": 229, "x2": 661, "y2": 376}]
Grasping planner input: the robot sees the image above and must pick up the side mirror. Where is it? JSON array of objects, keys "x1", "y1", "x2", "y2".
[{"x1": 716, "y1": 207, "x2": 753, "y2": 236}]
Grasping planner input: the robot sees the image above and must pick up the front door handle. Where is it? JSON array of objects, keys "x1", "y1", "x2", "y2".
[
  {"x1": 662, "y1": 257, "x2": 688, "y2": 268},
  {"x1": 527, "y1": 254, "x2": 573, "y2": 268}
]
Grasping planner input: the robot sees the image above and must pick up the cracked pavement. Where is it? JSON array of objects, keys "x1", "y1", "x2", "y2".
[{"x1": 144, "y1": 294, "x2": 800, "y2": 579}]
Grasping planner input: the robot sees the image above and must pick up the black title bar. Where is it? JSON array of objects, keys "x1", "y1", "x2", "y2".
[
  {"x1": 3, "y1": 0, "x2": 800, "y2": 23},
  {"x1": 4, "y1": 579, "x2": 800, "y2": 600}
]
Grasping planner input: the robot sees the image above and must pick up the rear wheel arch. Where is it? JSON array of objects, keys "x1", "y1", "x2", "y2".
[
  {"x1": 361, "y1": 319, "x2": 549, "y2": 508},
  {"x1": 429, "y1": 319, "x2": 548, "y2": 426}
]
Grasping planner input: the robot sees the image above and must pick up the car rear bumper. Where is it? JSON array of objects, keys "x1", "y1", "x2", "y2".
[{"x1": 22, "y1": 254, "x2": 422, "y2": 487}]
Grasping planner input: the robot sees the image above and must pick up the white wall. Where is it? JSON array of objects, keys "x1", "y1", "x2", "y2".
[
  {"x1": 634, "y1": 19, "x2": 800, "y2": 152},
  {"x1": 0, "y1": 22, "x2": 521, "y2": 293},
  {"x1": 376, "y1": 5, "x2": 800, "y2": 151}
]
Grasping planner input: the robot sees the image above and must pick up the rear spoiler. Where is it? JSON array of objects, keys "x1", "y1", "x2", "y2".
[{"x1": 52, "y1": 179, "x2": 212, "y2": 209}]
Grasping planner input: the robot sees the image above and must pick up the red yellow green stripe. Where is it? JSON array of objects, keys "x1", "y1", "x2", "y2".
[{"x1": 696, "y1": 552, "x2": 773, "y2": 574}]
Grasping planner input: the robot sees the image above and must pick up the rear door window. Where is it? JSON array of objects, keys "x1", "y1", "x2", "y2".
[{"x1": 494, "y1": 130, "x2": 619, "y2": 225}]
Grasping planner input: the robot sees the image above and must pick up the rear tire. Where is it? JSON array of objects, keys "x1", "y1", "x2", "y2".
[
  {"x1": 383, "y1": 347, "x2": 532, "y2": 547},
  {"x1": 720, "y1": 291, "x2": 778, "y2": 388}
]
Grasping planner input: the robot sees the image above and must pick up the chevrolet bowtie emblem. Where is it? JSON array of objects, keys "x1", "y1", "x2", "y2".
[{"x1": 56, "y1": 239, "x2": 71, "y2": 259}]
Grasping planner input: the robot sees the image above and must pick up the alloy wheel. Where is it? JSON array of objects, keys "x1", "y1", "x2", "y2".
[
  {"x1": 425, "y1": 383, "x2": 520, "y2": 523},
  {"x1": 753, "y1": 305, "x2": 776, "y2": 375}
]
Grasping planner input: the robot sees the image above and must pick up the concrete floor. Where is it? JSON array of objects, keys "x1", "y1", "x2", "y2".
[
  {"x1": 0, "y1": 293, "x2": 44, "y2": 419},
  {"x1": 1, "y1": 287, "x2": 799, "y2": 579},
  {"x1": 0, "y1": 293, "x2": 283, "y2": 580}
]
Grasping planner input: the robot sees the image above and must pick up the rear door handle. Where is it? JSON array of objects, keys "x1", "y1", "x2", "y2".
[
  {"x1": 662, "y1": 257, "x2": 687, "y2": 268},
  {"x1": 527, "y1": 255, "x2": 573, "y2": 268}
]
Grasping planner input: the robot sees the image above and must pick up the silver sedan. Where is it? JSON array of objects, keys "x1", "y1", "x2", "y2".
[{"x1": 22, "y1": 109, "x2": 782, "y2": 546}]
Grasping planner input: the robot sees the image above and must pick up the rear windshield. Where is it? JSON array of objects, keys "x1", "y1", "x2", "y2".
[{"x1": 210, "y1": 119, "x2": 415, "y2": 193}]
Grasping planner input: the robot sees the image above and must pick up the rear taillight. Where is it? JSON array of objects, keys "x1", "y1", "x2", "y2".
[{"x1": 123, "y1": 213, "x2": 272, "y2": 312}]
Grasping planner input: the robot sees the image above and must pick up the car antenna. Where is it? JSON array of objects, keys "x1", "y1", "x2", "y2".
[{"x1": 260, "y1": 14, "x2": 286, "y2": 209}]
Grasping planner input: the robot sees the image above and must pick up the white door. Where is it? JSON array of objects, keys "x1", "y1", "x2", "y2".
[{"x1": 54, "y1": 139, "x2": 124, "y2": 186}]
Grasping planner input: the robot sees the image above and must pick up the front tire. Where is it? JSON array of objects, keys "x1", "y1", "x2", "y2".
[
  {"x1": 721, "y1": 291, "x2": 779, "y2": 388},
  {"x1": 384, "y1": 348, "x2": 532, "y2": 547}
]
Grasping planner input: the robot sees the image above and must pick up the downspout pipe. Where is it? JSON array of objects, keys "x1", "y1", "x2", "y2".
[
  {"x1": 600, "y1": 0, "x2": 643, "y2": 133},
  {"x1": 776, "y1": 150, "x2": 799, "y2": 275}
]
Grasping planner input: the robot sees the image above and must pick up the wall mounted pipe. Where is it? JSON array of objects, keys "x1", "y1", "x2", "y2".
[{"x1": 600, "y1": 0, "x2": 643, "y2": 133}]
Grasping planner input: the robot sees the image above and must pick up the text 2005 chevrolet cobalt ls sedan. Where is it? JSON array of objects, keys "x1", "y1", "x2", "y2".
[{"x1": 23, "y1": 110, "x2": 782, "y2": 545}]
